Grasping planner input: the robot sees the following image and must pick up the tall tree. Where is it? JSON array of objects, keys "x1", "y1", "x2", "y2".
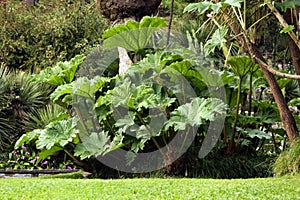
[{"x1": 185, "y1": 0, "x2": 299, "y2": 142}]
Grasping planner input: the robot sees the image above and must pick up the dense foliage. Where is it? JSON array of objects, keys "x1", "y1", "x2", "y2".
[{"x1": 0, "y1": 0, "x2": 108, "y2": 72}]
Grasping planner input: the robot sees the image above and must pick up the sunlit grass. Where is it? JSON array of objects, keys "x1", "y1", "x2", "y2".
[{"x1": 0, "y1": 176, "x2": 299, "y2": 199}]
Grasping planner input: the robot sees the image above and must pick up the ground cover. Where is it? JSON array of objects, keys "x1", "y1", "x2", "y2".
[{"x1": 0, "y1": 176, "x2": 299, "y2": 199}]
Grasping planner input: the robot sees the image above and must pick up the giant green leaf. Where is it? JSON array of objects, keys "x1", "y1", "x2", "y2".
[
  {"x1": 36, "y1": 118, "x2": 79, "y2": 150},
  {"x1": 184, "y1": 0, "x2": 242, "y2": 14},
  {"x1": 72, "y1": 76, "x2": 110, "y2": 98},
  {"x1": 165, "y1": 97, "x2": 227, "y2": 131},
  {"x1": 128, "y1": 84, "x2": 175, "y2": 111},
  {"x1": 76, "y1": 131, "x2": 124, "y2": 158},
  {"x1": 103, "y1": 16, "x2": 167, "y2": 51},
  {"x1": 227, "y1": 56, "x2": 258, "y2": 79},
  {"x1": 50, "y1": 83, "x2": 72, "y2": 104},
  {"x1": 36, "y1": 146, "x2": 63, "y2": 163},
  {"x1": 14, "y1": 129, "x2": 40, "y2": 149},
  {"x1": 31, "y1": 55, "x2": 85, "y2": 86},
  {"x1": 80, "y1": 131, "x2": 110, "y2": 157},
  {"x1": 115, "y1": 112, "x2": 137, "y2": 134},
  {"x1": 246, "y1": 129, "x2": 271, "y2": 140},
  {"x1": 74, "y1": 143, "x2": 93, "y2": 160}
]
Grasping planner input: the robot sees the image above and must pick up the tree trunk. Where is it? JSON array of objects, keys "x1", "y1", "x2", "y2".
[
  {"x1": 250, "y1": 44, "x2": 299, "y2": 141},
  {"x1": 224, "y1": 14, "x2": 299, "y2": 142}
]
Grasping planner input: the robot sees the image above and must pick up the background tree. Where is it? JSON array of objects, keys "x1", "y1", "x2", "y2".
[{"x1": 185, "y1": 0, "x2": 299, "y2": 144}]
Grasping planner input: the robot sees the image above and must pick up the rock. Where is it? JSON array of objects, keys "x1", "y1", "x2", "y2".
[
  {"x1": 12, "y1": 174, "x2": 31, "y2": 178},
  {"x1": 95, "y1": 0, "x2": 162, "y2": 21}
]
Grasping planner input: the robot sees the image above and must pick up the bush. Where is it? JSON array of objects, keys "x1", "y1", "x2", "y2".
[
  {"x1": 187, "y1": 154, "x2": 275, "y2": 178},
  {"x1": 273, "y1": 139, "x2": 300, "y2": 176},
  {"x1": 0, "y1": 0, "x2": 109, "y2": 72}
]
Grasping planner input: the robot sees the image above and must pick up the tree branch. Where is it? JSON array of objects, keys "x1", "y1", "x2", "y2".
[{"x1": 253, "y1": 55, "x2": 300, "y2": 80}]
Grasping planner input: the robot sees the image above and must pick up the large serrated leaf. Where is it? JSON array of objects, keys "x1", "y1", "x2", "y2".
[
  {"x1": 36, "y1": 146, "x2": 63, "y2": 163},
  {"x1": 79, "y1": 131, "x2": 124, "y2": 158},
  {"x1": 15, "y1": 129, "x2": 41, "y2": 149},
  {"x1": 102, "y1": 16, "x2": 167, "y2": 51},
  {"x1": 246, "y1": 129, "x2": 271, "y2": 139},
  {"x1": 36, "y1": 118, "x2": 79, "y2": 150},
  {"x1": 165, "y1": 97, "x2": 227, "y2": 131},
  {"x1": 74, "y1": 143, "x2": 93, "y2": 160},
  {"x1": 72, "y1": 76, "x2": 110, "y2": 98},
  {"x1": 80, "y1": 131, "x2": 110, "y2": 157},
  {"x1": 184, "y1": 2, "x2": 213, "y2": 14},
  {"x1": 31, "y1": 55, "x2": 85, "y2": 86}
]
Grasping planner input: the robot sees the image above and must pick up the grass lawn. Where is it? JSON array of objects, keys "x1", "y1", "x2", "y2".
[{"x1": 0, "y1": 176, "x2": 299, "y2": 199}]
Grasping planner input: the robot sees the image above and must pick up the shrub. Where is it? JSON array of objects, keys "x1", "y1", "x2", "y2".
[
  {"x1": 0, "y1": 0, "x2": 108, "y2": 72},
  {"x1": 186, "y1": 153, "x2": 275, "y2": 178},
  {"x1": 273, "y1": 139, "x2": 300, "y2": 176}
]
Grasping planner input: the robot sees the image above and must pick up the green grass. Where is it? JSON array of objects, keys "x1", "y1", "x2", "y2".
[{"x1": 0, "y1": 176, "x2": 300, "y2": 199}]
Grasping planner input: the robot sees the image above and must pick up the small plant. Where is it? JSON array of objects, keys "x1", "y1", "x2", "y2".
[
  {"x1": 0, "y1": 144, "x2": 76, "y2": 170},
  {"x1": 0, "y1": 145, "x2": 47, "y2": 169},
  {"x1": 273, "y1": 139, "x2": 300, "y2": 176}
]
